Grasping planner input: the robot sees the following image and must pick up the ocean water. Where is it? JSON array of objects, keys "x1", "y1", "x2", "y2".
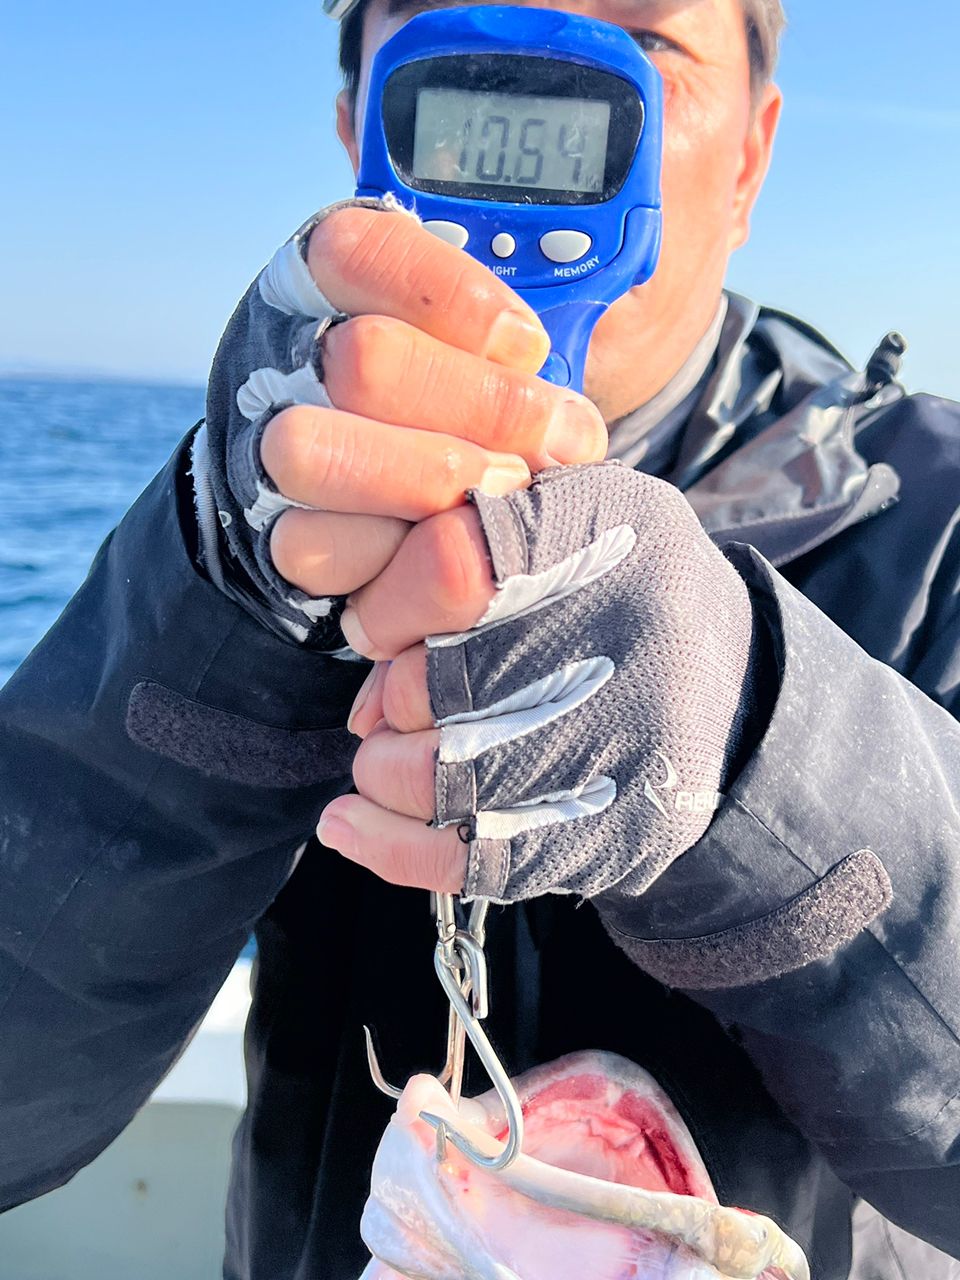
[{"x1": 0, "y1": 378, "x2": 205, "y2": 687}]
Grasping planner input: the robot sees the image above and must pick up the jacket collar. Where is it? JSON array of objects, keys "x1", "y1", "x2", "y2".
[{"x1": 672, "y1": 293, "x2": 903, "y2": 567}]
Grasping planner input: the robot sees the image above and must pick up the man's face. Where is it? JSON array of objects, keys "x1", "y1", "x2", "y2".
[{"x1": 336, "y1": 0, "x2": 782, "y2": 419}]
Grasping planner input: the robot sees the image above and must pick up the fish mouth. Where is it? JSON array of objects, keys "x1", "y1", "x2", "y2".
[{"x1": 485, "y1": 1050, "x2": 718, "y2": 1204}]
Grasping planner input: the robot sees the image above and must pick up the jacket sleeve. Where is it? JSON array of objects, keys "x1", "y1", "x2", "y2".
[
  {"x1": 0, "y1": 436, "x2": 365, "y2": 1210},
  {"x1": 598, "y1": 546, "x2": 960, "y2": 1260}
]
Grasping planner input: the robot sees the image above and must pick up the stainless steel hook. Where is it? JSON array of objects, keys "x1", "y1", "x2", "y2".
[
  {"x1": 417, "y1": 906, "x2": 524, "y2": 1172},
  {"x1": 363, "y1": 979, "x2": 466, "y2": 1102},
  {"x1": 364, "y1": 892, "x2": 523, "y2": 1172}
]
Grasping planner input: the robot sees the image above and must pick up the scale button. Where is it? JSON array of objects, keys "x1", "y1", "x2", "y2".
[
  {"x1": 423, "y1": 220, "x2": 469, "y2": 249},
  {"x1": 539, "y1": 351, "x2": 572, "y2": 386},
  {"x1": 539, "y1": 230, "x2": 593, "y2": 263},
  {"x1": 491, "y1": 232, "x2": 516, "y2": 259}
]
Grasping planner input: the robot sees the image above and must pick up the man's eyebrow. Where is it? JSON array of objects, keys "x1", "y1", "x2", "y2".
[
  {"x1": 386, "y1": 0, "x2": 698, "y2": 19},
  {"x1": 387, "y1": 0, "x2": 457, "y2": 17}
]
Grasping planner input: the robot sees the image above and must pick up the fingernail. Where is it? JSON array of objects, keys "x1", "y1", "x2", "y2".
[
  {"x1": 485, "y1": 309, "x2": 550, "y2": 369},
  {"x1": 347, "y1": 663, "x2": 378, "y2": 735},
  {"x1": 317, "y1": 812, "x2": 355, "y2": 853},
  {"x1": 544, "y1": 398, "x2": 607, "y2": 465},
  {"x1": 341, "y1": 607, "x2": 374, "y2": 657},
  {"x1": 477, "y1": 453, "x2": 531, "y2": 496}
]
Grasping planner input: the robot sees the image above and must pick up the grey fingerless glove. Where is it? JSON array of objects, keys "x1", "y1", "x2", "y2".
[
  {"x1": 195, "y1": 197, "x2": 414, "y2": 646},
  {"x1": 427, "y1": 462, "x2": 760, "y2": 902}
]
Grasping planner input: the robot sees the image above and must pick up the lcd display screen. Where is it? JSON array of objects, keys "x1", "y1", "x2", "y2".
[{"x1": 412, "y1": 87, "x2": 611, "y2": 195}]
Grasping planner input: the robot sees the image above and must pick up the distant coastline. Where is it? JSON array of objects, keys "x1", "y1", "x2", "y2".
[{"x1": 0, "y1": 367, "x2": 205, "y2": 390}]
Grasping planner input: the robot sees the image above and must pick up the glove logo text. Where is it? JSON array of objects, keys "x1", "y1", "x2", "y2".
[{"x1": 644, "y1": 752, "x2": 723, "y2": 819}]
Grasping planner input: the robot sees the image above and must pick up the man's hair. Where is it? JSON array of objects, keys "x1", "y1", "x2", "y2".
[
  {"x1": 742, "y1": 0, "x2": 786, "y2": 100},
  {"x1": 339, "y1": 1, "x2": 786, "y2": 106}
]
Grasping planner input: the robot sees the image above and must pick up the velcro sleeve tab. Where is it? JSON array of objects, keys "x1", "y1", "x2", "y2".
[
  {"x1": 126, "y1": 680, "x2": 355, "y2": 789},
  {"x1": 608, "y1": 850, "x2": 893, "y2": 990}
]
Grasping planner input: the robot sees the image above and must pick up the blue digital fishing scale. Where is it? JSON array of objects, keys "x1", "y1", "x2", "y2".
[{"x1": 356, "y1": 5, "x2": 663, "y2": 392}]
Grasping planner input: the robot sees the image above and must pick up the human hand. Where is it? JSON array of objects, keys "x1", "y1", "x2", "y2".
[
  {"x1": 200, "y1": 200, "x2": 607, "y2": 642},
  {"x1": 317, "y1": 463, "x2": 757, "y2": 901}
]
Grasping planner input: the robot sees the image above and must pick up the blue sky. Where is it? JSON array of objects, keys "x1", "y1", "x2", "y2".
[{"x1": 2, "y1": 1, "x2": 958, "y2": 397}]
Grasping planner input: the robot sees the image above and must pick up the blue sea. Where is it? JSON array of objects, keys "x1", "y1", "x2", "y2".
[{"x1": 0, "y1": 378, "x2": 206, "y2": 688}]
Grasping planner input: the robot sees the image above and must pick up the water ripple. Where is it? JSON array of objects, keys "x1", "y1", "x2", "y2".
[{"x1": 1, "y1": 378, "x2": 204, "y2": 687}]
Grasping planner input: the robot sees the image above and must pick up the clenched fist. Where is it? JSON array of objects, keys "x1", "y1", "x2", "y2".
[
  {"x1": 199, "y1": 199, "x2": 607, "y2": 641},
  {"x1": 318, "y1": 463, "x2": 762, "y2": 903}
]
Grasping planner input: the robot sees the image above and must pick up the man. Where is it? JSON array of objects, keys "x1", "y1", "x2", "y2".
[{"x1": 0, "y1": 1, "x2": 958, "y2": 1277}]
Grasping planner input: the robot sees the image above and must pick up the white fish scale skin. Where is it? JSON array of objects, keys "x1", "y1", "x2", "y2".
[{"x1": 358, "y1": 1053, "x2": 807, "y2": 1280}]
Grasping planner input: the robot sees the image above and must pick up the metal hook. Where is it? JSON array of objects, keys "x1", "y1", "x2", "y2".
[
  {"x1": 364, "y1": 892, "x2": 522, "y2": 1172},
  {"x1": 430, "y1": 894, "x2": 490, "y2": 1110},
  {"x1": 418, "y1": 929, "x2": 525, "y2": 1172},
  {"x1": 364, "y1": 893, "x2": 491, "y2": 1100},
  {"x1": 466, "y1": 896, "x2": 490, "y2": 949},
  {"x1": 364, "y1": 977, "x2": 466, "y2": 1102},
  {"x1": 363, "y1": 1025, "x2": 403, "y2": 1101}
]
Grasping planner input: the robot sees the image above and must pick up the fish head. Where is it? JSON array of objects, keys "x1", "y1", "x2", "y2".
[{"x1": 360, "y1": 1051, "x2": 808, "y2": 1280}]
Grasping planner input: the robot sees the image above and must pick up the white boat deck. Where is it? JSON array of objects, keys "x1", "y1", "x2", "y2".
[{"x1": 0, "y1": 961, "x2": 252, "y2": 1280}]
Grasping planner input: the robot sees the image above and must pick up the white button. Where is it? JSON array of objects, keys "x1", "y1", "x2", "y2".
[
  {"x1": 491, "y1": 233, "x2": 516, "y2": 259},
  {"x1": 423, "y1": 220, "x2": 469, "y2": 250},
  {"x1": 539, "y1": 230, "x2": 593, "y2": 263}
]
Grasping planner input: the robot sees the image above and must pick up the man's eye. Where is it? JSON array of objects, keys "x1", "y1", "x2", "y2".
[{"x1": 628, "y1": 30, "x2": 684, "y2": 55}]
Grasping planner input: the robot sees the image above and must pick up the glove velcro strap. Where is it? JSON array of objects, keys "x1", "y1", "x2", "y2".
[
  {"x1": 427, "y1": 643, "x2": 473, "y2": 720},
  {"x1": 436, "y1": 759, "x2": 477, "y2": 824},
  {"x1": 464, "y1": 838, "x2": 512, "y2": 901}
]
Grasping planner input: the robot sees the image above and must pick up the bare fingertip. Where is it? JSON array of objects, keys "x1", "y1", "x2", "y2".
[
  {"x1": 544, "y1": 397, "x2": 609, "y2": 466},
  {"x1": 477, "y1": 453, "x2": 531, "y2": 496},
  {"x1": 485, "y1": 309, "x2": 551, "y2": 371},
  {"x1": 346, "y1": 662, "x2": 381, "y2": 737},
  {"x1": 317, "y1": 811, "x2": 356, "y2": 854},
  {"x1": 340, "y1": 608, "x2": 376, "y2": 658}
]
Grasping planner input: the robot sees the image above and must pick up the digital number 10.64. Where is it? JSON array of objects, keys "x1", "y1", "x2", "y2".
[{"x1": 458, "y1": 114, "x2": 587, "y2": 186}]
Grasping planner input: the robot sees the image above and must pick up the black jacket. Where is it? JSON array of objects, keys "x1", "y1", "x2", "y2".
[{"x1": 1, "y1": 296, "x2": 958, "y2": 1279}]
